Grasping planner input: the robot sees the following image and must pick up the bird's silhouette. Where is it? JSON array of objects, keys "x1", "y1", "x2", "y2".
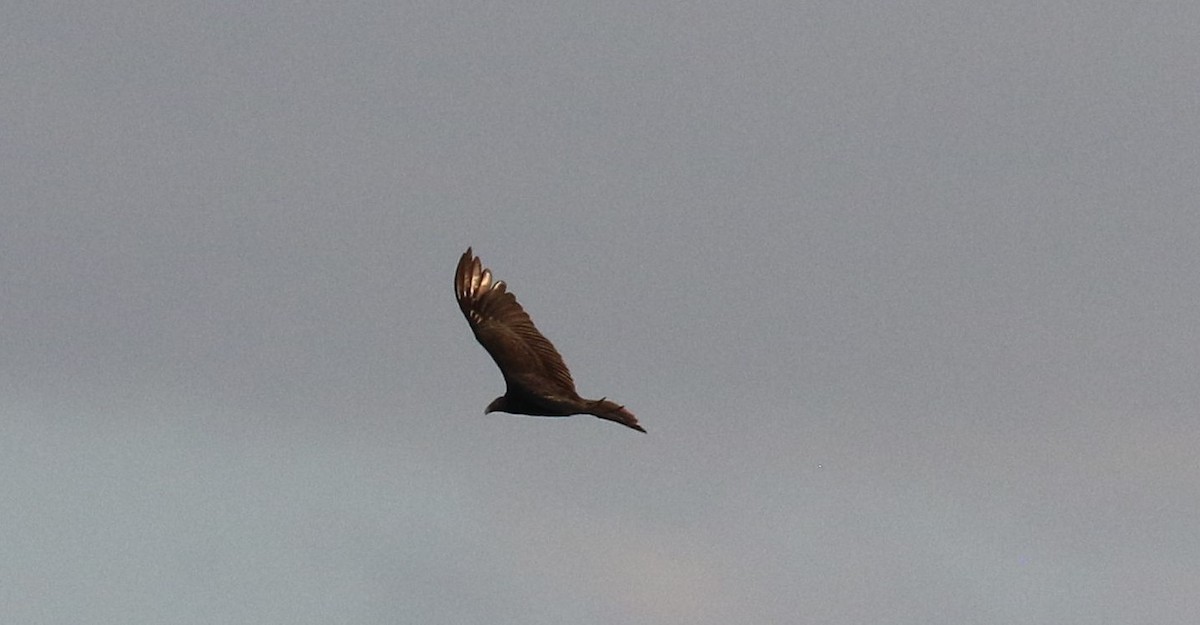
[{"x1": 454, "y1": 247, "x2": 644, "y2": 433}]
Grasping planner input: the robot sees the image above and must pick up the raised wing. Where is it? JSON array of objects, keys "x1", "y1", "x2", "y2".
[{"x1": 455, "y1": 248, "x2": 577, "y2": 395}]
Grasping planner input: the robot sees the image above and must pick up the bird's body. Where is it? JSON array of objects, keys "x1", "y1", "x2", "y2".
[{"x1": 454, "y1": 248, "x2": 645, "y2": 433}]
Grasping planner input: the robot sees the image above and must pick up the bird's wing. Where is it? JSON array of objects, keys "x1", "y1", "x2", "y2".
[{"x1": 455, "y1": 248, "x2": 578, "y2": 395}]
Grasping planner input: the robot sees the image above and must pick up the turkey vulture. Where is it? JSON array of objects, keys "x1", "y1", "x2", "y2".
[{"x1": 454, "y1": 248, "x2": 645, "y2": 433}]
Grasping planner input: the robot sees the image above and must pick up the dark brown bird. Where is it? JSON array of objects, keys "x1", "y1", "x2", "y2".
[{"x1": 454, "y1": 247, "x2": 645, "y2": 433}]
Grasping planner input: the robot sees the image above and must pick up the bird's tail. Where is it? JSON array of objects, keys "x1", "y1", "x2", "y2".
[{"x1": 588, "y1": 398, "x2": 646, "y2": 433}]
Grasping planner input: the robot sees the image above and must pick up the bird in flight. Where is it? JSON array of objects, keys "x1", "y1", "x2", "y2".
[{"x1": 454, "y1": 247, "x2": 645, "y2": 433}]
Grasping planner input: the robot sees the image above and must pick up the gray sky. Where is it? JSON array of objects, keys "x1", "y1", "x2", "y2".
[{"x1": 3, "y1": 2, "x2": 1198, "y2": 623}]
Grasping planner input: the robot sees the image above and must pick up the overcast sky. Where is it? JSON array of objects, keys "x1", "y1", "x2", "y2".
[{"x1": 3, "y1": 2, "x2": 1199, "y2": 623}]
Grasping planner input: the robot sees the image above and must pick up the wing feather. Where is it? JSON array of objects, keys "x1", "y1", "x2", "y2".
[{"x1": 455, "y1": 248, "x2": 578, "y2": 395}]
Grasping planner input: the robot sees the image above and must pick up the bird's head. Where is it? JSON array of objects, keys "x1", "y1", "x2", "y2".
[{"x1": 485, "y1": 396, "x2": 508, "y2": 414}]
